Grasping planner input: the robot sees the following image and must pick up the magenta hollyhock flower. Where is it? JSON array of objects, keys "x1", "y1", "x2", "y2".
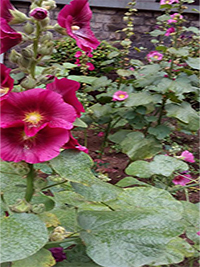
[
  {"x1": 63, "y1": 133, "x2": 88, "y2": 153},
  {"x1": 147, "y1": 51, "x2": 163, "y2": 62},
  {"x1": 0, "y1": 18, "x2": 22, "y2": 54},
  {"x1": 30, "y1": 7, "x2": 48, "y2": 20},
  {"x1": 74, "y1": 51, "x2": 83, "y2": 58},
  {"x1": 179, "y1": 150, "x2": 195, "y2": 163},
  {"x1": 87, "y1": 62, "x2": 95, "y2": 71},
  {"x1": 0, "y1": 125, "x2": 71, "y2": 163},
  {"x1": 0, "y1": 0, "x2": 15, "y2": 23},
  {"x1": 197, "y1": 231, "x2": 200, "y2": 236},
  {"x1": 57, "y1": 0, "x2": 100, "y2": 52},
  {"x1": 49, "y1": 247, "x2": 67, "y2": 262},
  {"x1": 1, "y1": 88, "x2": 77, "y2": 136},
  {"x1": 165, "y1": 27, "x2": 175, "y2": 36},
  {"x1": 172, "y1": 173, "x2": 192, "y2": 186},
  {"x1": 75, "y1": 58, "x2": 81, "y2": 66},
  {"x1": 46, "y1": 77, "x2": 85, "y2": 117},
  {"x1": 0, "y1": 63, "x2": 14, "y2": 100},
  {"x1": 97, "y1": 132, "x2": 104, "y2": 137},
  {"x1": 112, "y1": 91, "x2": 129, "y2": 101},
  {"x1": 168, "y1": 13, "x2": 183, "y2": 23},
  {"x1": 160, "y1": 0, "x2": 179, "y2": 5}
]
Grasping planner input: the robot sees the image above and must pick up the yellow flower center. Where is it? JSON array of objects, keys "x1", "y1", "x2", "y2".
[
  {"x1": 24, "y1": 111, "x2": 43, "y2": 124},
  {"x1": 119, "y1": 94, "x2": 125, "y2": 98},
  {"x1": 71, "y1": 25, "x2": 80, "y2": 31},
  {"x1": 0, "y1": 87, "x2": 9, "y2": 97},
  {"x1": 154, "y1": 55, "x2": 159, "y2": 59}
]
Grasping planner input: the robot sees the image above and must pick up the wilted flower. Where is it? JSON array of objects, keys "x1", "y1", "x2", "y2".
[
  {"x1": 165, "y1": 27, "x2": 175, "y2": 36},
  {"x1": 172, "y1": 172, "x2": 192, "y2": 186},
  {"x1": 30, "y1": 8, "x2": 48, "y2": 20},
  {"x1": 46, "y1": 77, "x2": 85, "y2": 117},
  {"x1": 49, "y1": 247, "x2": 67, "y2": 262},
  {"x1": 112, "y1": 91, "x2": 129, "y2": 101},
  {"x1": 179, "y1": 150, "x2": 195, "y2": 163},
  {"x1": 57, "y1": 0, "x2": 100, "y2": 52},
  {"x1": 0, "y1": 63, "x2": 14, "y2": 100},
  {"x1": 0, "y1": 17, "x2": 22, "y2": 54},
  {"x1": 147, "y1": 51, "x2": 163, "y2": 62},
  {"x1": 63, "y1": 133, "x2": 88, "y2": 153},
  {"x1": 168, "y1": 13, "x2": 183, "y2": 23},
  {"x1": 160, "y1": 0, "x2": 179, "y2": 5},
  {"x1": 1, "y1": 88, "x2": 77, "y2": 136}
]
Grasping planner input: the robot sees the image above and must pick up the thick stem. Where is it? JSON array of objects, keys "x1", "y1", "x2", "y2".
[
  {"x1": 99, "y1": 120, "x2": 112, "y2": 158},
  {"x1": 157, "y1": 98, "x2": 166, "y2": 125},
  {"x1": 25, "y1": 164, "x2": 35, "y2": 202},
  {"x1": 30, "y1": 22, "x2": 41, "y2": 79}
]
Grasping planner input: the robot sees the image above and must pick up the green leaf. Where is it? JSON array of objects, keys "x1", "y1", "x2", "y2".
[
  {"x1": 67, "y1": 75, "x2": 97, "y2": 84},
  {"x1": 167, "y1": 47, "x2": 189, "y2": 57},
  {"x1": 120, "y1": 132, "x2": 162, "y2": 161},
  {"x1": 147, "y1": 125, "x2": 172, "y2": 140},
  {"x1": 165, "y1": 102, "x2": 199, "y2": 131},
  {"x1": 107, "y1": 51, "x2": 120, "y2": 59},
  {"x1": 50, "y1": 150, "x2": 96, "y2": 186},
  {"x1": 78, "y1": 188, "x2": 185, "y2": 267},
  {"x1": 186, "y1": 57, "x2": 200, "y2": 70},
  {"x1": 11, "y1": 248, "x2": 55, "y2": 267},
  {"x1": 125, "y1": 160, "x2": 153, "y2": 178},
  {"x1": 108, "y1": 130, "x2": 132, "y2": 144},
  {"x1": 73, "y1": 118, "x2": 88, "y2": 128},
  {"x1": 125, "y1": 91, "x2": 162, "y2": 107},
  {"x1": 117, "y1": 69, "x2": 134, "y2": 77},
  {"x1": 90, "y1": 103, "x2": 112, "y2": 119},
  {"x1": 0, "y1": 213, "x2": 48, "y2": 263},
  {"x1": 115, "y1": 176, "x2": 150, "y2": 187}
]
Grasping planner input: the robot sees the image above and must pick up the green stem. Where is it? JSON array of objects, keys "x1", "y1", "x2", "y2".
[
  {"x1": 184, "y1": 188, "x2": 190, "y2": 202},
  {"x1": 157, "y1": 98, "x2": 166, "y2": 125},
  {"x1": 99, "y1": 120, "x2": 112, "y2": 158},
  {"x1": 30, "y1": 22, "x2": 41, "y2": 78},
  {"x1": 41, "y1": 179, "x2": 68, "y2": 190},
  {"x1": 169, "y1": 183, "x2": 199, "y2": 192},
  {"x1": 25, "y1": 164, "x2": 35, "y2": 202}
]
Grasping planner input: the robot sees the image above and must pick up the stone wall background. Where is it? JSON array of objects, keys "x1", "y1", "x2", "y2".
[{"x1": 5, "y1": 1, "x2": 200, "y2": 63}]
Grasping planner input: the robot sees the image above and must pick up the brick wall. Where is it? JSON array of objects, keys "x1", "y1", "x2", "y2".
[{"x1": 5, "y1": 1, "x2": 200, "y2": 63}]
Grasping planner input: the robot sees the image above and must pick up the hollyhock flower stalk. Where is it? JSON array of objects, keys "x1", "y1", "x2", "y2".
[{"x1": 57, "y1": 0, "x2": 100, "y2": 52}]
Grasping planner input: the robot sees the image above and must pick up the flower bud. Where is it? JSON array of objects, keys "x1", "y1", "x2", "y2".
[
  {"x1": 49, "y1": 232, "x2": 65, "y2": 242},
  {"x1": 10, "y1": 199, "x2": 32, "y2": 213},
  {"x1": 54, "y1": 226, "x2": 66, "y2": 234},
  {"x1": 8, "y1": 49, "x2": 21, "y2": 64},
  {"x1": 29, "y1": 7, "x2": 48, "y2": 20},
  {"x1": 42, "y1": 0, "x2": 57, "y2": 10},
  {"x1": 39, "y1": 17, "x2": 50, "y2": 27},
  {"x1": 9, "y1": 9, "x2": 28, "y2": 24},
  {"x1": 23, "y1": 22, "x2": 34, "y2": 34},
  {"x1": 38, "y1": 41, "x2": 54, "y2": 55},
  {"x1": 31, "y1": 203, "x2": 46, "y2": 214},
  {"x1": 54, "y1": 23, "x2": 67, "y2": 35},
  {"x1": 18, "y1": 56, "x2": 32, "y2": 69},
  {"x1": 21, "y1": 48, "x2": 34, "y2": 58},
  {"x1": 20, "y1": 76, "x2": 37, "y2": 89},
  {"x1": 40, "y1": 31, "x2": 53, "y2": 43}
]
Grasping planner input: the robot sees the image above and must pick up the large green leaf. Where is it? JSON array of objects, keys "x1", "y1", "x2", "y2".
[
  {"x1": 120, "y1": 132, "x2": 162, "y2": 160},
  {"x1": 165, "y1": 102, "x2": 199, "y2": 131},
  {"x1": 125, "y1": 160, "x2": 153, "y2": 178},
  {"x1": 78, "y1": 187, "x2": 185, "y2": 267},
  {"x1": 50, "y1": 150, "x2": 96, "y2": 186},
  {"x1": 0, "y1": 213, "x2": 48, "y2": 263},
  {"x1": 125, "y1": 91, "x2": 161, "y2": 107},
  {"x1": 0, "y1": 161, "x2": 28, "y2": 205},
  {"x1": 186, "y1": 57, "x2": 200, "y2": 70},
  {"x1": 11, "y1": 248, "x2": 55, "y2": 267}
]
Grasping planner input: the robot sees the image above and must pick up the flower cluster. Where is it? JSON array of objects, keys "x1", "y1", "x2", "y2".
[{"x1": 0, "y1": 0, "x2": 99, "y2": 163}]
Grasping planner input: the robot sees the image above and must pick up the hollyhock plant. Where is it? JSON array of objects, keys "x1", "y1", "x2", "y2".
[
  {"x1": 0, "y1": 125, "x2": 71, "y2": 163},
  {"x1": 0, "y1": 17, "x2": 22, "y2": 54},
  {"x1": 57, "y1": 0, "x2": 100, "y2": 52},
  {"x1": 172, "y1": 172, "x2": 192, "y2": 186},
  {"x1": 112, "y1": 91, "x2": 129, "y2": 101},
  {"x1": 165, "y1": 27, "x2": 175, "y2": 36},
  {"x1": 49, "y1": 247, "x2": 67, "y2": 262},
  {"x1": 0, "y1": 63, "x2": 14, "y2": 100},
  {"x1": 46, "y1": 77, "x2": 85, "y2": 117},
  {"x1": 179, "y1": 150, "x2": 195, "y2": 163},
  {"x1": 168, "y1": 13, "x2": 183, "y2": 23},
  {"x1": 1, "y1": 88, "x2": 77, "y2": 136},
  {"x1": 147, "y1": 51, "x2": 163, "y2": 62},
  {"x1": 29, "y1": 7, "x2": 48, "y2": 20}
]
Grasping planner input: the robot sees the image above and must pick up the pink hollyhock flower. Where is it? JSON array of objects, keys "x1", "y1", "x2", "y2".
[
  {"x1": 168, "y1": 13, "x2": 183, "y2": 23},
  {"x1": 0, "y1": 63, "x2": 14, "y2": 100},
  {"x1": 165, "y1": 27, "x2": 175, "y2": 36},
  {"x1": 0, "y1": 0, "x2": 15, "y2": 23},
  {"x1": 49, "y1": 247, "x2": 67, "y2": 262},
  {"x1": 160, "y1": 0, "x2": 179, "y2": 5},
  {"x1": 87, "y1": 62, "x2": 95, "y2": 71},
  {"x1": 74, "y1": 51, "x2": 83, "y2": 58},
  {"x1": 63, "y1": 133, "x2": 88, "y2": 153},
  {"x1": 97, "y1": 132, "x2": 104, "y2": 137},
  {"x1": 0, "y1": 125, "x2": 70, "y2": 163},
  {"x1": 179, "y1": 150, "x2": 195, "y2": 163},
  {"x1": 57, "y1": 0, "x2": 100, "y2": 52},
  {"x1": 46, "y1": 77, "x2": 85, "y2": 117},
  {"x1": 87, "y1": 52, "x2": 93, "y2": 58},
  {"x1": 196, "y1": 231, "x2": 200, "y2": 236},
  {"x1": 0, "y1": 18, "x2": 22, "y2": 54},
  {"x1": 1, "y1": 88, "x2": 77, "y2": 136},
  {"x1": 112, "y1": 91, "x2": 129, "y2": 101},
  {"x1": 147, "y1": 51, "x2": 163, "y2": 62},
  {"x1": 172, "y1": 172, "x2": 192, "y2": 186},
  {"x1": 75, "y1": 58, "x2": 81, "y2": 66},
  {"x1": 30, "y1": 7, "x2": 48, "y2": 20}
]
